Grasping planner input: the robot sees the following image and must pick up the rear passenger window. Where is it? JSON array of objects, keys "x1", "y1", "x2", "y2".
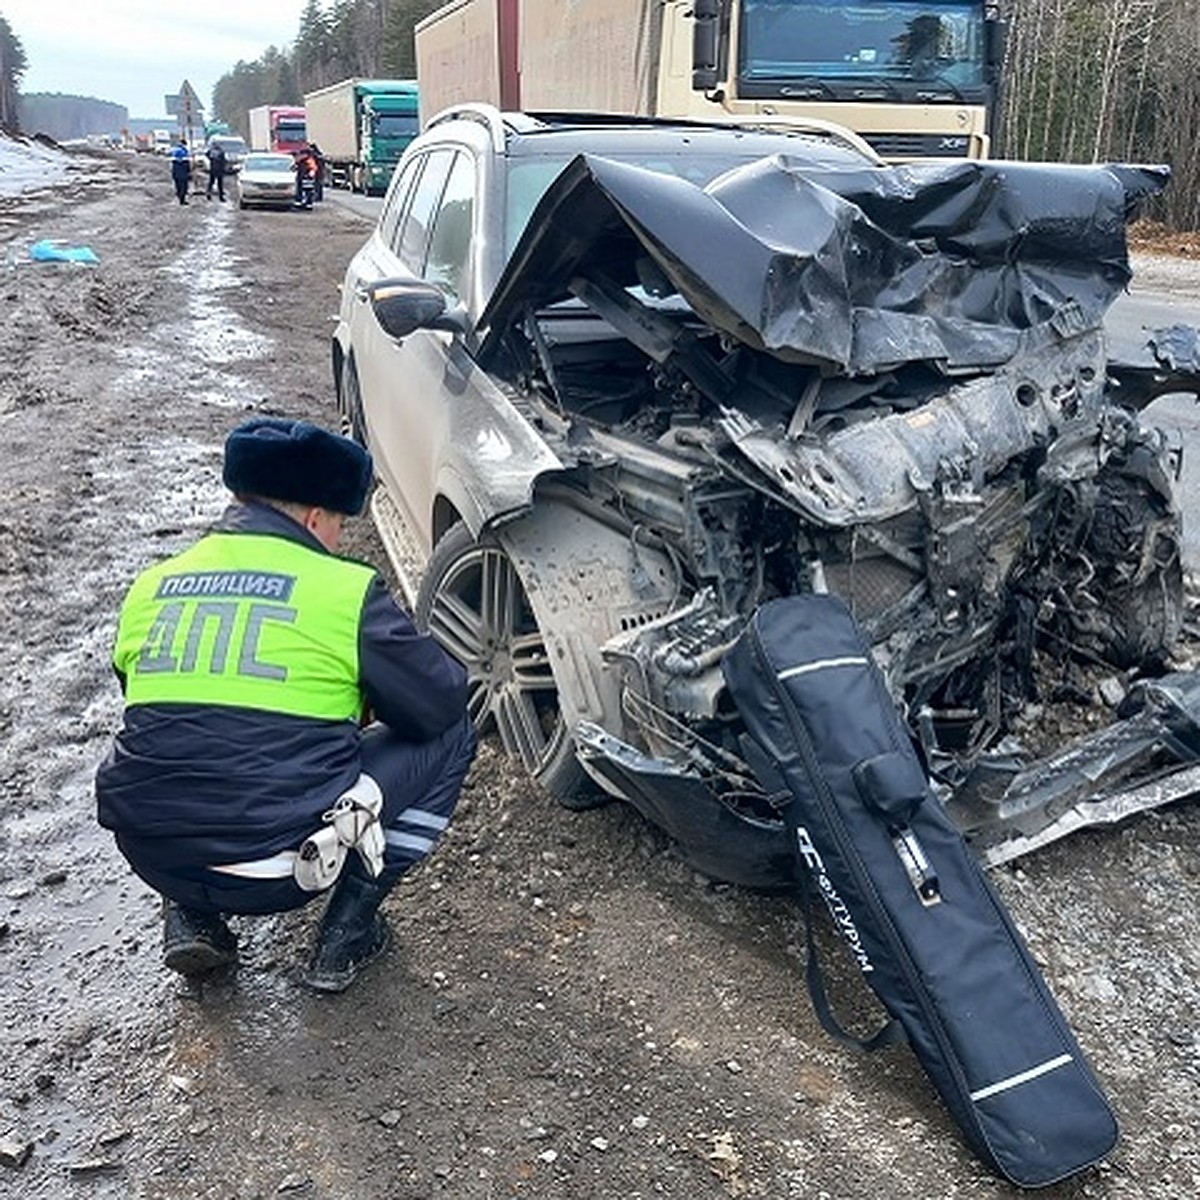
[{"x1": 397, "y1": 151, "x2": 454, "y2": 272}]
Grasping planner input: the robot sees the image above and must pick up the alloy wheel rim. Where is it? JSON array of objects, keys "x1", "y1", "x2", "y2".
[{"x1": 427, "y1": 545, "x2": 564, "y2": 773}]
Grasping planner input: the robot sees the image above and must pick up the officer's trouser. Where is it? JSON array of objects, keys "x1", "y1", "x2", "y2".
[{"x1": 117, "y1": 714, "x2": 477, "y2": 915}]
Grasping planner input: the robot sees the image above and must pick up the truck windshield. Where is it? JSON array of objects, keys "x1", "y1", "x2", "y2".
[
  {"x1": 738, "y1": 0, "x2": 986, "y2": 92},
  {"x1": 374, "y1": 114, "x2": 421, "y2": 140},
  {"x1": 277, "y1": 120, "x2": 306, "y2": 141}
]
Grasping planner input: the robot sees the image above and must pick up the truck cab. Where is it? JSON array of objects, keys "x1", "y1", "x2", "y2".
[{"x1": 359, "y1": 84, "x2": 421, "y2": 193}]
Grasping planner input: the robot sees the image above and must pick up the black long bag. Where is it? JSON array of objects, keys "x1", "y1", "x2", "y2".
[{"x1": 721, "y1": 594, "x2": 1118, "y2": 1187}]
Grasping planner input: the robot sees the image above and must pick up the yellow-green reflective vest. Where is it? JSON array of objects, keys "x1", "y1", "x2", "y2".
[{"x1": 114, "y1": 533, "x2": 374, "y2": 721}]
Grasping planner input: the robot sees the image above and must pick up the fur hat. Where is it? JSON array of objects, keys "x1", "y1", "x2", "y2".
[{"x1": 222, "y1": 418, "x2": 373, "y2": 516}]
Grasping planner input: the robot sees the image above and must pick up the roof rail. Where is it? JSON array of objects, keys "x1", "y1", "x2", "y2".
[
  {"x1": 423, "y1": 104, "x2": 884, "y2": 165},
  {"x1": 423, "y1": 103, "x2": 522, "y2": 154},
  {"x1": 713, "y1": 114, "x2": 884, "y2": 164},
  {"x1": 522, "y1": 109, "x2": 883, "y2": 164}
]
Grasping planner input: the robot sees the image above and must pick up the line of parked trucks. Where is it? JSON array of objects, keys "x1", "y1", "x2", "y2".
[
  {"x1": 230, "y1": 0, "x2": 1002, "y2": 203},
  {"x1": 244, "y1": 80, "x2": 420, "y2": 196}
]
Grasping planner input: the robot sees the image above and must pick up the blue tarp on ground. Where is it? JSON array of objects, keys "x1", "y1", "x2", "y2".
[{"x1": 29, "y1": 239, "x2": 99, "y2": 264}]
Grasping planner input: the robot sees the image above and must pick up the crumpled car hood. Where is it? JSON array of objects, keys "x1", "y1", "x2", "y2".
[{"x1": 479, "y1": 154, "x2": 1169, "y2": 376}]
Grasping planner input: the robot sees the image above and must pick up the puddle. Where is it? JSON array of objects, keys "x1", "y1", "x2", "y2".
[{"x1": 115, "y1": 203, "x2": 272, "y2": 401}]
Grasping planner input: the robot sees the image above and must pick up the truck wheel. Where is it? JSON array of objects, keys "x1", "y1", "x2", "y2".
[{"x1": 416, "y1": 522, "x2": 596, "y2": 807}]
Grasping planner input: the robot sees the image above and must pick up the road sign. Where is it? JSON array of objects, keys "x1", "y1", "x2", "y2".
[{"x1": 178, "y1": 80, "x2": 202, "y2": 122}]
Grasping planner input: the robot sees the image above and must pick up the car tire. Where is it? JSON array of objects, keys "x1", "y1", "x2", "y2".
[
  {"x1": 339, "y1": 357, "x2": 368, "y2": 447},
  {"x1": 415, "y1": 521, "x2": 599, "y2": 808}
]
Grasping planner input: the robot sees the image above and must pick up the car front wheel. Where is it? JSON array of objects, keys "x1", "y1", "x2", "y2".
[
  {"x1": 415, "y1": 522, "x2": 596, "y2": 806},
  {"x1": 338, "y1": 357, "x2": 367, "y2": 446}
]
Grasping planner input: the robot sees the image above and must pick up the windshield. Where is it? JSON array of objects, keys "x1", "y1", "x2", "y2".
[
  {"x1": 212, "y1": 137, "x2": 248, "y2": 154},
  {"x1": 276, "y1": 120, "x2": 306, "y2": 141},
  {"x1": 244, "y1": 156, "x2": 293, "y2": 173},
  {"x1": 373, "y1": 113, "x2": 420, "y2": 141},
  {"x1": 739, "y1": 0, "x2": 986, "y2": 91},
  {"x1": 505, "y1": 147, "x2": 824, "y2": 256}
]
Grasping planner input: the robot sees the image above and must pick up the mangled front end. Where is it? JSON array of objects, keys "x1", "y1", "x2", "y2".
[{"x1": 480, "y1": 151, "x2": 1200, "y2": 876}]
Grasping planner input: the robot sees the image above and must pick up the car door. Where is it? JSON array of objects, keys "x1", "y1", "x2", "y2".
[
  {"x1": 355, "y1": 147, "x2": 471, "y2": 550},
  {"x1": 342, "y1": 150, "x2": 423, "y2": 399}
]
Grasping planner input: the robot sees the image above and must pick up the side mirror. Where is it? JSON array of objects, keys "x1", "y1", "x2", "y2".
[
  {"x1": 368, "y1": 279, "x2": 465, "y2": 340},
  {"x1": 692, "y1": 0, "x2": 723, "y2": 92},
  {"x1": 984, "y1": 17, "x2": 1008, "y2": 69}
]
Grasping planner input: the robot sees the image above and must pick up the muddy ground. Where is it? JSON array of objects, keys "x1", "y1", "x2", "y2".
[{"x1": 0, "y1": 149, "x2": 1197, "y2": 1200}]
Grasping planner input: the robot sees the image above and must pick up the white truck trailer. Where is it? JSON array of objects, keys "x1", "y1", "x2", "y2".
[{"x1": 415, "y1": 0, "x2": 1006, "y2": 160}]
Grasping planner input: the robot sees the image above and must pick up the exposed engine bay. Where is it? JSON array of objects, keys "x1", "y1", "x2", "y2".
[{"x1": 466, "y1": 151, "x2": 1200, "y2": 876}]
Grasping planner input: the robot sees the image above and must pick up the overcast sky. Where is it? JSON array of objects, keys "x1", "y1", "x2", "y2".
[{"x1": 5, "y1": 1, "x2": 309, "y2": 119}]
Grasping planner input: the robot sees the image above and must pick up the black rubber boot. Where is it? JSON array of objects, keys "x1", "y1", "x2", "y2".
[
  {"x1": 303, "y1": 873, "x2": 391, "y2": 994},
  {"x1": 162, "y1": 900, "x2": 238, "y2": 976}
]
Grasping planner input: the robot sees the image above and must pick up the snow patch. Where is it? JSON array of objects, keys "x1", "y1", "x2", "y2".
[{"x1": 0, "y1": 132, "x2": 73, "y2": 198}]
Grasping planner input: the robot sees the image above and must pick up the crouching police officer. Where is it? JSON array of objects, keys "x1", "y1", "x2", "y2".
[{"x1": 95, "y1": 418, "x2": 476, "y2": 992}]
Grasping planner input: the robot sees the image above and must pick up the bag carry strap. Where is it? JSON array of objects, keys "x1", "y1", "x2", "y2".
[{"x1": 799, "y1": 875, "x2": 906, "y2": 1053}]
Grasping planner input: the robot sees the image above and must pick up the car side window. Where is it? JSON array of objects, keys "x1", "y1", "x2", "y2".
[
  {"x1": 379, "y1": 157, "x2": 422, "y2": 250},
  {"x1": 423, "y1": 152, "x2": 475, "y2": 303},
  {"x1": 397, "y1": 150, "x2": 455, "y2": 273}
]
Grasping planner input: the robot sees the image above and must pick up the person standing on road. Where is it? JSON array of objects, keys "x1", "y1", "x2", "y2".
[
  {"x1": 308, "y1": 142, "x2": 325, "y2": 202},
  {"x1": 293, "y1": 144, "x2": 319, "y2": 207},
  {"x1": 170, "y1": 137, "x2": 191, "y2": 205},
  {"x1": 205, "y1": 140, "x2": 227, "y2": 201},
  {"x1": 95, "y1": 418, "x2": 477, "y2": 993}
]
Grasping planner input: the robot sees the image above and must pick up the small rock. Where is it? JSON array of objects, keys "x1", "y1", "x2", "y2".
[
  {"x1": 537, "y1": 1149, "x2": 558, "y2": 1164},
  {"x1": 98, "y1": 1127, "x2": 132, "y2": 1147},
  {"x1": 67, "y1": 1158, "x2": 120, "y2": 1177},
  {"x1": 0, "y1": 1135, "x2": 33, "y2": 1168},
  {"x1": 377, "y1": 1110, "x2": 402, "y2": 1128},
  {"x1": 277, "y1": 1172, "x2": 312, "y2": 1192},
  {"x1": 1098, "y1": 676, "x2": 1126, "y2": 708},
  {"x1": 630, "y1": 1116, "x2": 650, "y2": 1130},
  {"x1": 590, "y1": 1136, "x2": 609, "y2": 1151},
  {"x1": 725, "y1": 1060, "x2": 743, "y2": 1074},
  {"x1": 39, "y1": 869, "x2": 68, "y2": 887}
]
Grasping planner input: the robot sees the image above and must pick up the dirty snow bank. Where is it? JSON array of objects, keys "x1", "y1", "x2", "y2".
[{"x1": 0, "y1": 133, "x2": 72, "y2": 197}]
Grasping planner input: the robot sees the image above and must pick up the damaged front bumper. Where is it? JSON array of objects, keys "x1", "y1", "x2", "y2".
[{"x1": 576, "y1": 614, "x2": 1200, "y2": 877}]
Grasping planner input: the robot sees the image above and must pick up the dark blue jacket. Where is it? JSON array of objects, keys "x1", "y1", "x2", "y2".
[
  {"x1": 170, "y1": 144, "x2": 191, "y2": 182},
  {"x1": 95, "y1": 501, "x2": 468, "y2": 866}
]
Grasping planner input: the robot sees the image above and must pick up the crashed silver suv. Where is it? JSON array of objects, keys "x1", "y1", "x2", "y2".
[{"x1": 333, "y1": 105, "x2": 1200, "y2": 881}]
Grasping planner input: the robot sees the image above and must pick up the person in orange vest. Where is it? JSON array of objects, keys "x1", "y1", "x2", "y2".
[{"x1": 293, "y1": 145, "x2": 319, "y2": 208}]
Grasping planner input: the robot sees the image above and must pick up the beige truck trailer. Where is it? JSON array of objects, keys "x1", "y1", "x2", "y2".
[{"x1": 415, "y1": 0, "x2": 1005, "y2": 159}]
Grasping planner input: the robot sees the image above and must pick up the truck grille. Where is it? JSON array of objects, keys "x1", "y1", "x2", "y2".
[{"x1": 864, "y1": 133, "x2": 973, "y2": 158}]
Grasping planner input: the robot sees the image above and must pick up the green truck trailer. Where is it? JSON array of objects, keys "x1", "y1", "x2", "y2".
[{"x1": 303, "y1": 79, "x2": 420, "y2": 194}]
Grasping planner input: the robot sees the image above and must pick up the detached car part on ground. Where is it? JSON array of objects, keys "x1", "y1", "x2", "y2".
[{"x1": 335, "y1": 108, "x2": 1200, "y2": 884}]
